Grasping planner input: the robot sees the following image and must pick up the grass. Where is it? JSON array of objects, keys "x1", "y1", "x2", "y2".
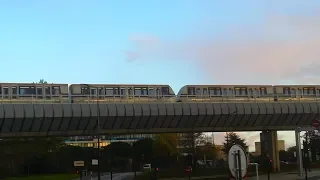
[{"x1": 4, "y1": 174, "x2": 79, "y2": 180}]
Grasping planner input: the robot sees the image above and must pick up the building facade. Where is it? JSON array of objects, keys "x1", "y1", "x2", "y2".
[
  {"x1": 65, "y1": 134, "x2": 154, "y2": 148},
  {"x1": 253, "y1": 140, "x2": 285, "y2": 156}
]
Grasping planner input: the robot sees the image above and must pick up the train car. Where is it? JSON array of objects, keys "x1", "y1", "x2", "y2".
[
  {"x1": 176, "y1": 85, "x2": 274, "y2": 102},
  {"x1": 69, "y1": 84, "x2": 176, "y2": 103},
  {"x1": 0, "y1": 83, "x2": 69, "y2": 103},
  {"x1": 273, "y1": 85, "x2": 320, "y2": 101}
]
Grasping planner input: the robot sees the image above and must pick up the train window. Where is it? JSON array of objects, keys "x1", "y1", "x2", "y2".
[
  {"x1": 149, "y1": 88, "x2": 154, "y2": 96},
  {"x1": 45, "y1": 87, "x2": 51, "y2": 95},
  {"x1": 52, "y1": 86, "x2": 60, "y2": 95},
  {"x1": 303, "y1": 87, "x2": 315, "y2": 95},
  {"x1": 134, "y1": 88, "x2": 141, "y2": 96},
  {"x1": 196, "y1": 88, "x2": 201, "y2": 95},
  {"x1": 37, "y1": 87, "x2": 43, "y2": 95},
  {"x1": 234, "y1": 87, "x2": 247, "y2": 96},
  {"x1": 156, "y1": 88, "x2": 160, "y2": 96},
  {"x1": 203, "y1": 88, "x2": 208, "y2": 95},
  {"x1": 297, "y1": 88, "x2": 301, "y2": 95},
  {"x1": 161, "y1": 87, "x2": 169, "y2": 95},
  {"x1": 19, "y1": 86, "x2": 35, "y2": 95},
  {"x1": 216, "y1": 88, "x2": 222, "y2": 95},
  {"x1": 105, "y1": 88, "x2": 114, "y2": 96},
  {"x1": 303, "y1": 88, "x2": 308, "y2": 95},
  {"x1": 90, "y1": 88, "x2": 97, "y2": 96},
  {"x1": 120, "y1": 88, "x2": 126, "y2": 96},
  {"x1": 208, "y1": 88, "x2": 214, "y2": 95},
  {"x1": 128, "y1": 88, "x2": 133, "y2": 96},
  {"x1": 283, "y1": 87, "x2": 290, "y2": 95},
  {"x1": 229, "y1": 88, "x2": 233, "y2": 95},
  {"x1": 260, "y1": 88, "x2": 267, "y2": 95},
  {"x1": 234, "y1": 88, "x2": 240, "y2": 96},
  {"x1": 208, "y1": 88, "x2": 221, "y2": 95},
  {"x1": 223, "y1": 88, "x2": 228, "y2": 95},
  {"x1": 291, "y1": 89, "x2": 296, "y2": 95},
  {"x1": 141, "y1": 88, "x2": 148, "y2": 95},
  {"x1": 113, "y1": 88, "x2": 119, "y2": 95},
  {"x1": 81, "y1": 87, "x2": 89, "y2": 95},
  {"x1": 188, "y1": 87, "x2": 195, "y2": 95},
  {"x1": 12, "y1": 86, "x2": 17, "y2": 95},
  {"x1": 3, "y1": 87, "x2": 8, "y2": 95}
]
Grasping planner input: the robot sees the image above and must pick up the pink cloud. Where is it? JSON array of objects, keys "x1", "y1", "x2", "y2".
[
  {"x1": 126, "y1": 9, "x2": 320, "y2": 84},
  {"x1": 125, "y1": 5, "x2": 318, "y2": 150}
]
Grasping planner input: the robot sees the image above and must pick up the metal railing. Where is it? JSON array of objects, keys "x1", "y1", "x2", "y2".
[{"x1": 0, "y1": 94, "x2": 320, "y2": 104}]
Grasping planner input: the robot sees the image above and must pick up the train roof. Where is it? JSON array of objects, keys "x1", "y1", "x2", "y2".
[
  {"x1": 70, "y1": 84, "x2": 172, "y2": 86},
  {"x1": 273, "y1": 85, "x2": 320, "y2": 87},
  {"x1": 0, "y1": 82, "x2": 68, "y2": 85},
  {"x1": 181, "y1": 84, "x2": 274, "y2": 87}
]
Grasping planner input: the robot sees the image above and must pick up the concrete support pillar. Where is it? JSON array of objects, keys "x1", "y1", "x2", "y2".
[
  {"x1": 260, "y1": 130, "x2": 280, "y2": 172},
  {"x1": 295, "y1": 128, "x2": 303, "y2": 177}
]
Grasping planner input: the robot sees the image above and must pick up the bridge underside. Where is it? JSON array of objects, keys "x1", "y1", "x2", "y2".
[{"x1": 0, "y1": 102, "x2": 319, "y2": 137}]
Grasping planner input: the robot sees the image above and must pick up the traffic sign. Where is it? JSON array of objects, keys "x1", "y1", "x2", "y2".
[
  {"x1": 184, "y1": 166, "x2": 192, "y2": 174},
  {"x1": 92, "y1": 159, "x2": 98, "y2": 165},
  {"x1": 228, "y1": 145, "x2": 248, "y2": 178},
  {"x1": 74, "y1": 161, "x2": 84, "y2": 167},
  {"x1": 313, "y1": 120, "x2": 320, "y2": 128}
]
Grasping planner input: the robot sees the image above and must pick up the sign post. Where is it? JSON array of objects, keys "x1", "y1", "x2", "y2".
[
  {"x1": 184, "y1": 166, "x2": 192, "y2": 180},
  {"x1": 74, "y1": 161, "x2": 85, "y2": 180},
  {"x1": 228, "y1": 145, "x2": 248, "y2": 180}
]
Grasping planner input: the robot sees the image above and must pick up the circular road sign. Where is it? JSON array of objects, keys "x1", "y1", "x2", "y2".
[
  {"x1": 313, "y1": 119, "x2": 320, "y2": 128},
  {"x1": 228, "y1": 144, "x2": 248, "y2": 178}
]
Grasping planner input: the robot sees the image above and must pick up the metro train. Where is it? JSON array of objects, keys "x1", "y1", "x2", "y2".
[{"x1": 0, "y1": 83, "x2": 319, "y2": 103}]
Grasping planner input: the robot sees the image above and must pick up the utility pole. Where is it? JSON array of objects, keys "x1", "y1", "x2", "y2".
[{"x1": 97, "y1": 88, "x2": 101, "y2": 180}]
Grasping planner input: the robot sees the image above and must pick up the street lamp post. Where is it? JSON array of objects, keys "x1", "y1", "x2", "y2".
[{"x1": 97, "y1": 90, "x2": 101, "y2": 180}]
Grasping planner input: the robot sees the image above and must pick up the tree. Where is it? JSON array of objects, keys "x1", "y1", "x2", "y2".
[
  {"x1": 132, "y1": 138, "x2": 155, "y2": 163},
  {"x1": 197, "y1": 142, "x2": 217, "y2": 160},
  {"x1": 104, "y1": 142, "x2": 132, "y2": 159},
  {"x1": 153, "y1": 133, "x2": 179, "y2": 157},
  {"x1": 179, "y1": 133, "x2": 205, "y2": 167},
  {"x1": 279, "y1": 150, "x2": 290, "y2": 162},
  {"x1": 103, "y1": 142, "x2": 132, "y2": 171},
  {"x1": 38, "y1": 79, "x2": 47, "y2": 84},
  {"x1": 222, "y1": 132, "x2": 248, "y2": 154},
  {"x1": 287, "y1": 146, "x2": 296, "y2": 153}
]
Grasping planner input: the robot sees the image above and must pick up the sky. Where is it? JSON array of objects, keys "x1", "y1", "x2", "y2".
[{"x1": 1, "y1": 0, "x2": 320, "y2": 151}]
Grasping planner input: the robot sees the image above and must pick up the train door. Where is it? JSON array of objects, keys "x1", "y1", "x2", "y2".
[
  {"x1": 291, "y1": 88, "x2": 296, "y2": 98},
  {"x1": 195, "y1": 87, "x2": 201, "y2": 98},
  {"x1": 98, "y1": 87, "x2": 103, "y2": 99},
  {"x1": 248, "y1": 88, "x2": 253, "y2": 98},
  {"x1": 120, "y1": 86, "x2": 126, "y2": 99},
  {"x1": 203, "y1": 87, "x2": 208, "y2": 97},
  {"x1": 148, "y1": 86, "x2": 154, "y2": 100},
  {"x1": 283, "y1": 87, "x2": 290, "y2": 96},
  {"x1": 127, "y1": 86, "x2": 134, "y2": 99},
  {"x1": 11, "y1": 86, "x2": 17, "y2": 99},
  {"x1": 156, "y1": 87, "x2": 161, "y2": 99},
  {"x1": 36, "y1": 85, "x2": 44, "y2": 99},
  {"x1": 44, "y1": 86, "x2": 51, "y2": 99},
  {"x1": 90, "y1": 87, "x2": 97, "y2": 100}
]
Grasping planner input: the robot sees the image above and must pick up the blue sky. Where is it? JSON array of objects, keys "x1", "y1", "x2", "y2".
[
  {"x1": 0, "y1": 0, "x2": 272, "y2": 91},
  {"x1": 1, "y1": 0, "x2": 319, "y2": 150}
]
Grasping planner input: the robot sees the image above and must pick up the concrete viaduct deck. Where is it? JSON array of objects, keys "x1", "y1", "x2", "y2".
[{"x1": 0, "y1": 102, "x2": 319, "y2": 137}]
